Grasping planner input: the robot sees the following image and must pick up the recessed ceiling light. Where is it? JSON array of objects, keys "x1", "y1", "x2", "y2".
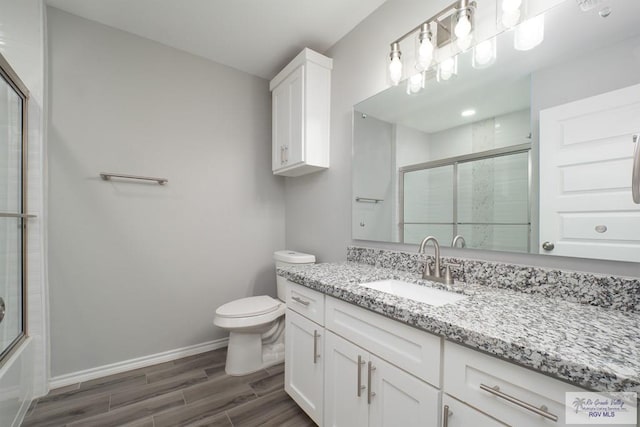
[{"x1": 461, "y1": 109, "x2": 476, "y2": 117}]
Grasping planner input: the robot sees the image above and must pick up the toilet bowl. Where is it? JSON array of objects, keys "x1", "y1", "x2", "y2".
[{"x1": 214, "y1": 250, "x2": 315, "y2": 376}]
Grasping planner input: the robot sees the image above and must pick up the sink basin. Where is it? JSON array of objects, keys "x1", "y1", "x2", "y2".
[{"x1": 359, "y1": 279, "x2": 466, "y2": 306}]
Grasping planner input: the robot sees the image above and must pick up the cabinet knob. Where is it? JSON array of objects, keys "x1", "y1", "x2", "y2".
[{"x1": 542, "y1": 241, "x2": 555, "y2": 251}]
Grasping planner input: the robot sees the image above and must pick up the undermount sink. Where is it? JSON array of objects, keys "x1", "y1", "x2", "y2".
[{"x1": 359, "y1": 279, "x2": 466, "y2": 307}]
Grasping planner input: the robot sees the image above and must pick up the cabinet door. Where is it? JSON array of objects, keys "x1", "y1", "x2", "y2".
[
  {"x1": 285, "y1": 308, "x2": 323, "y2": 425},
  {"x1": 272, "y1": 65, "x2": 304, "y2": 172},
  {"x1": 324, "y1": 331, "x2": 369, "y2": 427},
  {"x1": 442, "y1": 394, "x2": 508, "y2": 427},
  {"x1": 369, "y1": 355, "x2": 441, "y2": 427}
]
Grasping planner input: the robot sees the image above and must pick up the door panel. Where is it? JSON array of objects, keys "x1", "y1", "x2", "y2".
[{"x1": 539, "y1": 82, "x2": 640, "y2": 261}]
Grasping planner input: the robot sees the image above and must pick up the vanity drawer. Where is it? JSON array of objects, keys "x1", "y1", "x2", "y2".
[
  {"x1": 286, "y1": 280, "x2": 325, "y2": 325},
  {"x1": 325, "y1": 296, "x2": 442, "y2": 387},
  {"x1": 443, "y1": 341, "x2": 587, "y2": 427}
]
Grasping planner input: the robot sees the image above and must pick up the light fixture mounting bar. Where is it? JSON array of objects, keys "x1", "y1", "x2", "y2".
[{"x1": 389, "y1": 0, "x2": 461, "y2": 47}]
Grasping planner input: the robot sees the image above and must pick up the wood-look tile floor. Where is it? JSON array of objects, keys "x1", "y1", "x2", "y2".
[{"x1": 23, "y1": 348, "x2": 315, "y2": 427}]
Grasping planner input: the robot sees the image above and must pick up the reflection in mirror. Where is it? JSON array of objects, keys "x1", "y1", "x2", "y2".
[{"x1": 352, "y1": 0, "x2": 640, "y2": 262}]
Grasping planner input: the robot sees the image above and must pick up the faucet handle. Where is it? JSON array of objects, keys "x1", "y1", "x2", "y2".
[
  {"x1": 424, "y1": 263, "x2": 432, "y2": 277},
  {"x1": 444, "y1": 265, "x2": 454, "y2": 285}
]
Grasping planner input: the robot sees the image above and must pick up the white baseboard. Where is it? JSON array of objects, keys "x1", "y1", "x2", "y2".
[{"x1": 49, "y1": 338, "x2": 228, "y2": 390}]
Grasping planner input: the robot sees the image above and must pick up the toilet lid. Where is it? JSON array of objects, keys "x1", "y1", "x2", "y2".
[{"x1": 216, "y1": 296, "x2": 281, "y2": 318}]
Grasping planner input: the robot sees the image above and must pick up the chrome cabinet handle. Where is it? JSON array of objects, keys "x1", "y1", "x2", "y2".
[
  {"x1": 443, "y1": 404, "x2": 452, "y2": 427},
  {"x1": 633, "y1": 134, "x2": 640, "y2": 204},
  {"x1": 280, "y1": 146, "x2": 284, "y2": 165},
  {"x1": 313, "y1": 330, "x2": 320, "y2": 364},
  {"x1": 542, "y1": 241, "x2": 555, "y2": 251},
  {"x1": 480, "y1": 384, "x2": 558, "y2": 422},
  {"x1": 357, "y1": 355, "x2": 365, "y2": 397},
  {"x1": 367, "y1": 361, "x2": 376, "y2": 404},
  {"x1": 284, "y1": 145, "x2": 289, "y2": 163},
  {"x1": 291, "y1": 296, "x2": 310, "y2": 306}
]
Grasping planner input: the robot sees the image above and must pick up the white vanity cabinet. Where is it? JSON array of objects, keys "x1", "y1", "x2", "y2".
[
  {"x1": 270, "y1": 48, "x2": 332, "y2": 177},
  {"x1": 443, "y1": 341, "x2": 587, "y2": 427},
  {"x1": 285, "y1": 282, "x2": 326, "y2": 425},
  {"x1": 324, "y1": 330, "x2": 440, "y2": 427}
]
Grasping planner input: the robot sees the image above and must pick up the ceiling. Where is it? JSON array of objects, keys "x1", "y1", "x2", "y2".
[{"x1": 46, "y1": 0, "x2": 388, "y2": 79}]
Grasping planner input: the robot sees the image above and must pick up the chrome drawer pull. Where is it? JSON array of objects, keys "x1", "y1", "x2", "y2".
[
  {"x1": 480, "y1": 383, "x2": 558, "y2": 422},
  {"x1": 443, "y1": 404, "x2": 452, "y2": 427},
  {"x1": 313, "y1": 330, "x2": 320, "y2": 364},
  {"x1": 291, "y1": 296, "x2": 310, "y2": 306},
  {"x1": 367, "y1": 362, "x2": 376, "y2": 404},
  {"x1": 357, "y1": 355, "x2": 366, "y2": 397}
]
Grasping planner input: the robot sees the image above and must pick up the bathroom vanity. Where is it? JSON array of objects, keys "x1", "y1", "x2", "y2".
[{"x1": 280, "y1": 247, "x2": 640, "y2": 427}]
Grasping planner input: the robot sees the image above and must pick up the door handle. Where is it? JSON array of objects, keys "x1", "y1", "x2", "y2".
[
  {"x1": 367, "y1": 361, "x2": 376, "y2": 404},
  {"x1": 633, "y1": 134, "x2": 640, "y2": 203},
  {"x1": 357, "y1": 355, "x2": 365, "y2": 397},
  {"x1": 443, "y1": 404, "x2": 452, "y2": 427},
  {"x1": 542, "y1": 241, "x2": 555, "y2": 251},
  {"x1": 312, "y1": 330, "x2": 320, "y2": 364}
]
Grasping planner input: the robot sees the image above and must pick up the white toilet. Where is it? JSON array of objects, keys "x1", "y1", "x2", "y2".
[{"x1": 214, "y1": 250, "x2": 315, "y2": 376}]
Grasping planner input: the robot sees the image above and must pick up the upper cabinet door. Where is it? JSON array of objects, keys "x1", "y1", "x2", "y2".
[
  {"x1": 270, "y1": 48, "x2": 332, "y2": 177},
  {"x1": 539, "y1": 83, "x2": 640, "y2": 262}
]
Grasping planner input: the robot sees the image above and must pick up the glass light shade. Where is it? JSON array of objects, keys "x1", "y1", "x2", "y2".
[
  {"x1": 416, "y1": 37, "x2": 434, "y2": 71},
  {"x1": 457, "y1": 34, "x2": 473, "y2": 51},
  {"x1": 454, "y1": 13, "x2": 472, "y2": 39},
  {"x1": 514, "y1": 14, "x2": 545, "y2": 51},
  {"x1": 472, "y1": 39, "x2": 497, "y2": 68},
  {"x1": 502, "y1": 9, "x2": 521, "y2": 28},
  {"x1": 406, "y1": 73, "x2": 424, "y2": 95},
  {"x1": 502, "y1": 0, "x2": 522, "y2": 12},
  {"x1": 437, "y1": 57, "x2": 458, "y2": 82},
  {"x1": 389, "y1": 56, "x2": 403, "y2": 85}
]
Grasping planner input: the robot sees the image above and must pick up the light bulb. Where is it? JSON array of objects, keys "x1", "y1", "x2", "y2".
[
  {"x1": 514, "y1": 14, "x2": 545, "y2": 51},
  {"x1": 438, "y1": 57, "x2": 457, "y2": 82},
  {"x1": 406, "y1": 73, "x2": 424, "y2": 95},
  {"x1": 502, "y1": 9, "x2": 521, "y2": 27},
  {"x1": 457, "y1": 34, "x2": 472, "y2": 51},
  {"x1": 454, "y1": 13, "x2": 472, "y2": 39},
  {"x1": 417, "y1": 38, "x2": 434, "y2": 70},
  {"x1": 389, "y1": 56, "x2": 403, "y2": 85},
  {"x1": 473, "y1": 39, "x2": 496, "y2": 68},
  {"x1": 502, "y1": 0, "x2": 522, "y2": 13}
]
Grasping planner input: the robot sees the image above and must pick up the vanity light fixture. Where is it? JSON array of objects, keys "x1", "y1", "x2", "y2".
[
  {"x1": 472, "y1": 38, "x2": 497, "y2": 68},
  {"x1": 454, "y1": 0, "x2": 476, "y2": 50},
  {"x1": 416, "y1": 23, "x2": 434, "y2": 71},
  {"x1": 514, "y1": 14, "x2": 545, "y2": 51},
  {"x1": 437, "y1": 56, "x2": 458, "y2": 82},
  {"x1": 389, "y1": 42, "x2": 403, "y2": 85}
]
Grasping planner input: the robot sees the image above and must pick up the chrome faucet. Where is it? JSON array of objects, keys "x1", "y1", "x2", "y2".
[
  {"x1": 451, "y1": 235, "x2": 466, "y2": 248},
  {"x1": 418, "y1": 236, "x2": 454, "y2": 284}
]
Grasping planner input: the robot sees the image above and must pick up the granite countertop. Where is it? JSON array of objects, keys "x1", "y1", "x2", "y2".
[{"x1": 278, "y1": 261, "x2": 640, "y2": 393}]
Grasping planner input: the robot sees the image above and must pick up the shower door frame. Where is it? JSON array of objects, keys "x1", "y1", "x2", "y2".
[
  {"x1": 0, "y1": 51, "x2": 30, "y2": 367},
  {"x1": 398, "y1": 143, "x2": 532, "y2": 248}
]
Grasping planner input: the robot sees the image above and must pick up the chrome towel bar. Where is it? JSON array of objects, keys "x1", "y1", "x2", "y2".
[
  {"x1": 100, "y1": 173, "x2": 168, "y2": 185},
  {"x1": 355, "y1": 197, "x2": 383, "y2": 203}
]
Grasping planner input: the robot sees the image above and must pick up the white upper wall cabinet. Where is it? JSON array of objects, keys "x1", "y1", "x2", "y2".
[{"x1": 270, "y1": 48, "x2": 332, "y2": 177}]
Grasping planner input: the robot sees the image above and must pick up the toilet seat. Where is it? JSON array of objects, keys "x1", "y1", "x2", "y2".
[
  {"x1": 216, "y1": 295, "x2": 281, "y2": 318},
  {"x1": 214, "y1": 296, "x2": 285, "y2": 329}
]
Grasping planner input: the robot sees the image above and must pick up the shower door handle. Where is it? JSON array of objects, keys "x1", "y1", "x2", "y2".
[{"x1": 633, "y1": 134, "x2": 640, "y2": 203}]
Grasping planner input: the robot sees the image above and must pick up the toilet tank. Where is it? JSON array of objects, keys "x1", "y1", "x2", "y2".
[{"x1": 274, "y1": 250, "x2": 316, "y2": 301}]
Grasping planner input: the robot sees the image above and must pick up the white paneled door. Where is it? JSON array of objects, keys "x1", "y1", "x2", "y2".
[{"x1": 539, "y1": 83, "x2": 640, "y2": 262}]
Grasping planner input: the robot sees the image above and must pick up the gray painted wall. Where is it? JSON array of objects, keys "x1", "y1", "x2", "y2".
[
  {"x1": 47, "y1": 8, "x2": 285, "y2": 377},
  {"x1": 284, "y1": 0, "x2": 640, "y2": 277}
]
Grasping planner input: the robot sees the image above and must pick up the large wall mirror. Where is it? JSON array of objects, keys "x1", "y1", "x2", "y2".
[{"x1": 352, "y1": 0, "x2": 640, "y2": 263}]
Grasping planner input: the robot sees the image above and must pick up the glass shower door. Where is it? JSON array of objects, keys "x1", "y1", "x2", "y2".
[{"x1": 0, "y1": 61, "x2": 27, "y2": 362}]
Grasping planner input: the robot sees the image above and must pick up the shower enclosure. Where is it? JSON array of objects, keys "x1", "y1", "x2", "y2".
[
  {"x1": 400, "y1": 145, "x2": 531, "y2": 252},
  {"x1": 0, "y1": 53, "x2": 29, "y2": 364}
]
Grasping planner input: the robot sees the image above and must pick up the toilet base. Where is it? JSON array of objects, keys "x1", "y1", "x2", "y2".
[{"x1": 225, "y1": 328, "x2": 285, "y2": 376}]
